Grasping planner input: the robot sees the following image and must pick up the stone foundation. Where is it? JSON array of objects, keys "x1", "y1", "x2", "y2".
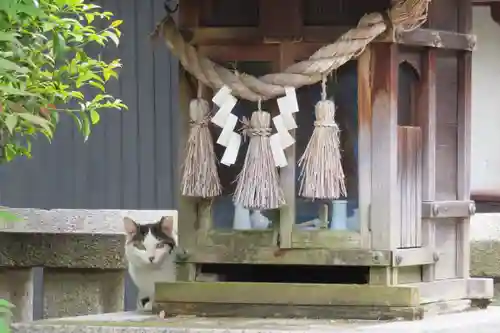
[{"x1": 11, "y1": 308, "x2": 500, "y2": 333}]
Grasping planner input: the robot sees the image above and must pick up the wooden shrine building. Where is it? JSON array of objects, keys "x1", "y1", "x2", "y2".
[{"x1": 151, "y1": 0, "x2": 493, "y2": 320}]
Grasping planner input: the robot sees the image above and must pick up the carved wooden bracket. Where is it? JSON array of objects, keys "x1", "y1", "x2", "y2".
[{"x1": 421, "y1": 200, "x2": 476, "y2": 219}]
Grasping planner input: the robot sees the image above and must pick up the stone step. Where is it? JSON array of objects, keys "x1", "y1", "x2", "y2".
[{"x1": 11, "y1": 308, "x2": 500, "y2": 333}]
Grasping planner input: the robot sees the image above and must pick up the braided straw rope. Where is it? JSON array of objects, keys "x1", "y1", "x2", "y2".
[{"x1": 152, "y1": 0, "x2": 431, "y2": 102}]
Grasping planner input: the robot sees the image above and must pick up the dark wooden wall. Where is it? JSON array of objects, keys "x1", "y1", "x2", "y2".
[{"x1": 0, "y1": 0, "x2": 180, "y2": 211}]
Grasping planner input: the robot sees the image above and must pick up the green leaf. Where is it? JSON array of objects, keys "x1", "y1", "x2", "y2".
[
  {"x1": 69, "y1": 91, "x2": 84, "y2": 100},
  {"x1": 4, "y1": 114, "x2": 18, "y2": 134},
  {"x1": 93, "y1": 94, "x2": 111, "y2": 103},
  {"x1": 0, "y1": 299, "x2": 14, "y2": 308},
  {"x1": 14, "y1": 3, "x2": 45, "y2": 16},
  {"x1": 103, "y1": 31, "x2": 119, "y2": 46},
  {"x1": 0, "y1": 57, "x2": 28, "y2": 74},
  {"x1": 85, "y1": 13, "x2": 95, "y2": 24},
  {"x1": 89, "y1": 81, "x2": 105, "y2": 92},
  {"x1": 0, "y1": 307, "x2": 12, "y2": 314},
  {"x1": 0, "y1": 0, "x2": 127, "y2": 162},
  {"x1": 6, "y1": 102, "x2": 28, "y2": 113},
  {"x1": 70, "y1": 113, "x2": 82, "y2": 131},
  {"x1": 111, "y1": 20, "x2": 123, "y2": 28},
  {"x1": 90, "y1": 109, "x2": 100, "y2": 124},
  {"x1": 52, "y1": 32, "x2": 67, "y2": 61},
  {"x1": 0, "y1": 86, "x2": 37, "y2": 97},
  {"x1": 81, "y1": 113, "x2": 91, "y2": 141},
  {"x1": 103, "y1": 68, "x2": 112, "y2": 81},
  {"x1": 0, "y1": 32, "x2": 16, "y2": 42},
  {"x1": 17, "y1": 113, "x2": 53, "y2": 133}
]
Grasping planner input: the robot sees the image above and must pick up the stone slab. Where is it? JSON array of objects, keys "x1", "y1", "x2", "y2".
[
  {"x1": 11, "y1": 307, "x2": 500, "y2": 333},
  {"x1": 0, "y1": 233, "x2": 126, "y2": 269},
  {"x1": 0, "y1": 209, "x2": 177, "y2": 235},
  {"x1": 0, "y1": 209, "x2": 179, "y2": 269}
]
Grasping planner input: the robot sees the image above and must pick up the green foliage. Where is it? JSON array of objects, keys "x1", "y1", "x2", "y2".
[
  {"x1": 0, "y1": 299, "x2": 14, "y2": 333},
  {"x1": 0, "y1": 0, "x2": 127, "y2": 162}
]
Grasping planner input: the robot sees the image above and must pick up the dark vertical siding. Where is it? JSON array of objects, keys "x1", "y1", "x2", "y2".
[{"x1": 0, "y1": 0, "x2": 179, "y2": 210}]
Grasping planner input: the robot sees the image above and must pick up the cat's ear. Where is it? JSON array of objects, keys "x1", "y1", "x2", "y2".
[
  {"x1": 123, "y1": 217, "x2": 138, "y2": 237},
  {"x1": 159, "y1": 216, "x2": 174, "y2": 236}
]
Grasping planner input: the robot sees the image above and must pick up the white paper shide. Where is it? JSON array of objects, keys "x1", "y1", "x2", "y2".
[
  {"x1": 211, "y1": 85, "x2": 240, "y2": 166},
  {"x1": 211, "y1": 85, "x2": 299, "y2": 168},
  {"x1": 270, "y1": 86, "x2": 299, "y2": 167}
]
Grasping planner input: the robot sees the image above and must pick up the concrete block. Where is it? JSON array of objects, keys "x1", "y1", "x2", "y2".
[
  {"x1": 0, "y1": 268, "x2": 38, "y2": 322},
  {"x1": 43, "y1": 270, "x2": 125, "y2": 319}
]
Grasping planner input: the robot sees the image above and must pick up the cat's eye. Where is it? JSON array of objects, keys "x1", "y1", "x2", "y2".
[{"x1": 156, "y1": 243, "x2": 166, "y2": 249}]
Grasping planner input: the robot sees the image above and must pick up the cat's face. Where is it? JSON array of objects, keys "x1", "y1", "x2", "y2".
[{"x1": 123, "y1": 216, "x2": 176, "y2": 267}]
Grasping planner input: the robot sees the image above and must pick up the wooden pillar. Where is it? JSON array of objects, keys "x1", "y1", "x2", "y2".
[
  {"x1": 176, "y1": 70, "x2": 199, "y2": 282},
  {"x1": 418, "y1": 50, "x2": 437, "y2": 282},
  {"x1": 368, "y1": 43, "x2": 399, "y2": 285},
  {"x1": 456, "y1": 0, "x2": 473, "y2": 278},
  {"x1": 369, "y1": 43, "x2": 399, "y2": 251},
  {"x1": 276, "y1": 42, "x2": 297, "y2": 249},
  {"x1": 357, "y1": 48, "x2": 372, "y2": 249}
]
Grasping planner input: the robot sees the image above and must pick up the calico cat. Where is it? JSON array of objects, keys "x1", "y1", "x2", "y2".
[{"x1": 123, "y1": 216, "x2": 177, "y2": 311}]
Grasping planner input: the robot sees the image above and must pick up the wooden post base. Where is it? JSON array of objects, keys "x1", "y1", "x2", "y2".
[{"x1": 153, "y1": 278, "x2": 493, "y2": 321}]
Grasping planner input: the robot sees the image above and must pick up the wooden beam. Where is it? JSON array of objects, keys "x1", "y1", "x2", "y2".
[
  {"x1": 421, "y1": 200, "x2": 475, "y2": 219},
  {"x1": 155, "y1": 282, "x2": 420, "y2": 307},
  {"x1": 198, "y1": 45, "x2": 280, "y2": 62},
  {"x1": 291, "y1": 230, "x2": 361, "y2": 249},
  {"x1": 154, "y1": 302, "x2": 422, "y2": 320},
  {"x1": 472, "y1": 191, "x2": 500, "y2": 202},
  {"x1": 187, "y1": 27, "x2": 476, "y2": 51},
  {"x1": 392, "y1": 29, "x2": 476, "y2": 51},
  {"x1": 258, "y1": 0, "x2": 302, "y2": 42},
  {"x1": 473, "y1": 0, "x2": 500, "y2": 4},
  {"x1": 186, "y1": 247, "x2": 392, "y2": 266},
  {"x1": 178, "y1": 0, "x2": 200, "y2": 29},
  {"x1": 392, "y1": 248, "x2": 436, "y2": 267}
]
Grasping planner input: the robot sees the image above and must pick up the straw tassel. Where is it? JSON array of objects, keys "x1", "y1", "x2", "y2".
[
  {"x1": 298, "y1": 76, "x2": 347, "y2": 199},
  {"x1": 181, "y1": 82, "x2": 222, "y2": 198},
  {"x1": 234, "y1": 104, "x2": 285, "y2": 210}
]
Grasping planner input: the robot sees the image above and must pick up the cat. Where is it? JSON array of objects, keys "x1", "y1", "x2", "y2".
[{"x1": 123, "y1": 216, "x2": 177, "y2": 311}]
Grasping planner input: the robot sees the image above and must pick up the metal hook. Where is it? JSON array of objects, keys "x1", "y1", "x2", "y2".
[{"x1": 164, "y1": 0, "x2": 179, "y2": 14}]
